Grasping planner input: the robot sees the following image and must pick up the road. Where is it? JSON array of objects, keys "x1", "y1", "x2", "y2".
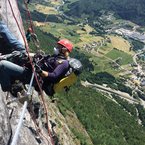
[
  {"x1": 133, "y1": 50, "x2": 145, "y2": 75},
  {"x1": 81, "y1": 81, "x2": 140, "y2": 104}
]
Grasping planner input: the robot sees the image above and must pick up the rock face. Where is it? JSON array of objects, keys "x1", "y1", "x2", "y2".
[
  {"x1": 0, "y1": 88, "x2": 81, "y2": 145},
  {"x1": 0, "y1": 90, "x2": 11, "y2": 145},
  {"x1": 0, "y1": 88, "x2": 51, "y2": 145},
  {"x1": 9, "y1": 101, "x2": 50, "y2": 145}
]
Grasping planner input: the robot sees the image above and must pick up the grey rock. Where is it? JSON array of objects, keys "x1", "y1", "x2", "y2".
[
  {"x1": 0, "y1": 88, "x2": 51, "y2": 145},
  {"x1": 0, "y1": 89, "x2": 11, "y2": 145}
]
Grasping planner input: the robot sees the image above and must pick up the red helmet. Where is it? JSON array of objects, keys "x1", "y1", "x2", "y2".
[
  {"x1": 57, "y1": 39, "x2": 73, "y2": 52},
  {"x1": 27, "y1": 27, "x2": 33, "y2": 33}
]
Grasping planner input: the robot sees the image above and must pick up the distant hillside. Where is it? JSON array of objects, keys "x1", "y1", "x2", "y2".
[{"x1": 64, "y1": 0, "x2": 145, "y2": 25}]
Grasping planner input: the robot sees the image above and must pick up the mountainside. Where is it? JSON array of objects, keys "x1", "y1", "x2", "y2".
[
  {"x1": 1, "y1": 0, "x2": 145, "y2": 145},
  {"x1": 63, "y1": 0, "x2": 145, "y2": 25}
]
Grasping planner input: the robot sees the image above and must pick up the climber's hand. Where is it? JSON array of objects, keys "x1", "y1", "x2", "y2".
[
  {"x1": 11, "y1": 51, "x2": 21, "y2": 57},
  {"x1": 35, "y1": 64, "x2": 42, "y2": 74},
  {"x1": 0, "y1": 55, "x2": 7, "y2": 60}
]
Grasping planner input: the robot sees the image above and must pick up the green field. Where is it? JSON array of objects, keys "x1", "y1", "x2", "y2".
[
  {"x1": 40, "y1": 23, "x2": 80, "y2": 44},
  {"x1": 105, "y1": 48, "x2": 133, "y2": 65},
  {"x1": 90, "y1": 56, "x2": 122, "y2": 76}
]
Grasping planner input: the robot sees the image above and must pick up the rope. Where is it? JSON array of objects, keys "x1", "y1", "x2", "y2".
[
  {"x1": 8, "y1": 0, "x2": 54, "y2": 144},
  {"x1": 11, "y1": 101, "x2": 28, "y2": 145},
  {"x1": 23, "y1": 0, "x2": 34, "y2": 32},
  {"x1": 23, "y1": 0, "x2": 40, "y2": 50},
  {"x1": 22, "y1": 0, "x2": 54, "y2": 140}
]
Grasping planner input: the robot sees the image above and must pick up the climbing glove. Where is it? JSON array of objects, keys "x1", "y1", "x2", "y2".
[
  {"x1": 0, "y1": 55, "x2": 7, "y2": 60},
  {"x1": 0, "y1": 51, "x2": 22, "y2": 61},
  {"x1": 35, "y1": 64, "x2": 42, "y2": 74}
]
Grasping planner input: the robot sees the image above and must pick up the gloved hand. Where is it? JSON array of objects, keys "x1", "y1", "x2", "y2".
[
  {"x1": 6, "y1": 51, "x2": 21, "y2": 60},
  {"x1": 0, "y1": 55, "x2": 7, "y2": 60},
  {"x1": 0, "y1": 51, "x2": 24, "y2": 61},
  {"x1": 35, "y1": 64, "x2": 42, "y2": 74},
  {"x1": 11, "y1": 51, "x2": 21, "y2": 57}
]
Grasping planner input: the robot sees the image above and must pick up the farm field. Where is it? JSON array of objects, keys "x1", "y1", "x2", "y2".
[
  {"x1": 109, "y1": 35, "x2": 133, "y2": 54},
  {"x1": 105, "y1": 48, "x2": 133, "y2": 65},
  {"x1": 35, "y1": 4, "x2": 58, "y2": 15}
]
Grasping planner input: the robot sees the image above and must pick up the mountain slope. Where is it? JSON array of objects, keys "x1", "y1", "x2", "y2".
[
  {"x1": 63, "y1": 0, "x2": 145, "y2": 25},
  {"x1": 57, "y1": 83, "x2": 145, "y2": 145}
]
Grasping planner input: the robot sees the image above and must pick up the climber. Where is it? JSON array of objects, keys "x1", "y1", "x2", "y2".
[
  {"x1": 0, "y1": 39, "x2": 73, "y2": 96},
  {"x1": 34, "y1": 39, "x2": 73, "y2": 96},
  {"x1": 0, "y1": 21, "x2": 78, "y2": 97},
  {"x1": 0, "y1": 22, "x2": 74, "y2": 96},
  {"x1": 26, "y1": 27, "x2": 40, "y2": 48},
  {"x1": 0, "y1": 21, "x2": 29, "y2": 93},
  {"x1": 26, "y1": 27, "x2": 33, "y2": 42}
]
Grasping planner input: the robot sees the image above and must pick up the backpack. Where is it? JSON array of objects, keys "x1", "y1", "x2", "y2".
[
  {"x1": 65, "y1": 58, "x2": 83, "y2": 76},
  {"x1": 53, "y1": 58, "x2": 82, "y2": 93}
]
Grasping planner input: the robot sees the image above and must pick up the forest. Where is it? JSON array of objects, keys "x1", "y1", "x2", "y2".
[{"x1": 63, "y1": 0, "x2": 145, "y2": 25}]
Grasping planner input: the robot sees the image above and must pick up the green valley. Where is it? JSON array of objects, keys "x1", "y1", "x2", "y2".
[{"x1": 18, "y1": 0, "x2": 145, "y2": 144}]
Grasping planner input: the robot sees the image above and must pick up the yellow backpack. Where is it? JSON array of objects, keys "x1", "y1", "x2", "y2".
[{"x1": 53, "y1": 58, "x2": 82, "y2": 93}]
